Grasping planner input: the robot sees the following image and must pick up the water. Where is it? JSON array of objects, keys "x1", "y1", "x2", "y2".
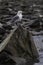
[
  {"x1": 34, "y1": 52, "x2": 43, "y2": 65},
  {"x1": 33, "y1": 35, "x2": 43, "y2": 65}
]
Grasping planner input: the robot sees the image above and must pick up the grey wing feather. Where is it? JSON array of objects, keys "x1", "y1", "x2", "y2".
[{"x1": 11, "y1": 15, "x2": 19, "y2": 22}]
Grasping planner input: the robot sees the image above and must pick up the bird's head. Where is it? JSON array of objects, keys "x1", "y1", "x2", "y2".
[{"x1": 17, "y1": 11, "x2": 22, "y2": 15}]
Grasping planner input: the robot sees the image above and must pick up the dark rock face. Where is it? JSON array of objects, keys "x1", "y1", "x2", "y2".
[
  {"x1": 5, "y1": 26, "x2": 39, "y2": 63},
  {"x1": 0, "y1": 52, "x2": 16, "y2": 65}
]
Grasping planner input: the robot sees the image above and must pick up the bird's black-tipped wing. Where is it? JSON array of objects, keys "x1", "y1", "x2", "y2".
[{"x1": 11, "y1": 15, "x2": 19, "y2": 23}]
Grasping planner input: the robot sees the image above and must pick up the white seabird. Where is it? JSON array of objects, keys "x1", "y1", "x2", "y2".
[
  {"x1": 12, "y1": 10, "x2": 23, "y2": 23},
  {"x1": 7, "y1": 11, "x2": 22, "y2": 25},
  {"x1": 17, "y1": 11, "x2": 22, "y2": 21}
]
